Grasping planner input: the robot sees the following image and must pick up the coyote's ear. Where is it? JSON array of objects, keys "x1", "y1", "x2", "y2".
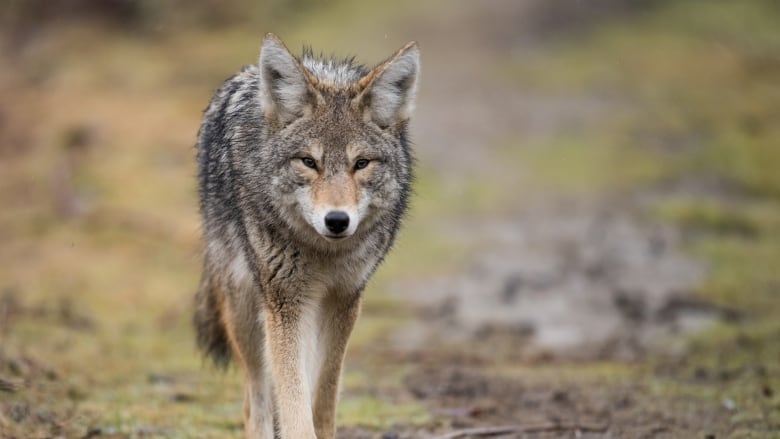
[
  {"x1": 356, "y1": 42, "x2": 420, "y2": 129},
  {"x1": 259, "y1": 33, "x2": 319, "y2": 125}
]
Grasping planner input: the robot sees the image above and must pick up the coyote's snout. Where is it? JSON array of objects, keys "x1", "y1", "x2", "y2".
[
  {"x1": 194, "y1": 33, "x2": 419, "y2": 438},
  {"x1": 294, "y1": 152, "x2": 368, "y2": 240},
  {"x1": 323, "y1": 210, "x2": 351, "y2": 235}
]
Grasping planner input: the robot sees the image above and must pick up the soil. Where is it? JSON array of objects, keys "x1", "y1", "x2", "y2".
[{"x1": 391, "y1": 199, "x2": 716, "y2": 362}]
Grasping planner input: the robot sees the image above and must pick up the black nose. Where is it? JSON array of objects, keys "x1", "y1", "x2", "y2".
[{"x1": 324, "y1": 211, "x2": 350, "y2": 234}]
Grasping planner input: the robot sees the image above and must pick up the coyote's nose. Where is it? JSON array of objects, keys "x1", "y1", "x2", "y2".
[{"x1": 324, "y1": 211, "x2": 350, "y2": 235}]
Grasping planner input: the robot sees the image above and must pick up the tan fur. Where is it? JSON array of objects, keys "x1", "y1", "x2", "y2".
[
  {"x1": 312, "y1": 173, "x2": 359, "y2": 210},
  {"x1": 312, "y1": 294, "x2": 361, "y2": 438},
  {"x1": 356, "y1": 41, "x2": 417, "y2": 91}
]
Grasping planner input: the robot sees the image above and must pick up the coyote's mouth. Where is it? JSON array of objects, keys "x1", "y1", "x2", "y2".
[{"x1": 322, "y1": 233, "x2": 350, "y2": 241}]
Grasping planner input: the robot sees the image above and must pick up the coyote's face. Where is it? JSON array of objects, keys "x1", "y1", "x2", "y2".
[
  {"x1": 290, "y1": 135, "x2": 387, "y2": 240},
  {"x1": 252, "y1": 36, "x2": 418, "y2": 245}
]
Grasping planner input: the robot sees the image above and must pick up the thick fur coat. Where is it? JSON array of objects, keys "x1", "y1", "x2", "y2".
[{"x1": 194, "y1": 34, "x2": 419, "y2": 438}]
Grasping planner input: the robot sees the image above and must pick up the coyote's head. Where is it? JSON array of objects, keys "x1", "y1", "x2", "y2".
[{"x1": 248, "y1": 34, "x2": 419, "y2": 246}]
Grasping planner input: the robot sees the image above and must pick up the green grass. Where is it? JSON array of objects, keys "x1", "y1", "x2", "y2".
[
  {"x1": 337, "y1": 397, "x2": 430, "y2": 431},
  {"x1": 499, "y1": 133, "x2": 673, "y2": 197}
]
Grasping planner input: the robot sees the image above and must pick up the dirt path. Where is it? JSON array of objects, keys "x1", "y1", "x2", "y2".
[{"x1": 392, "y1": 200, "x2": 716, "y2": 361}]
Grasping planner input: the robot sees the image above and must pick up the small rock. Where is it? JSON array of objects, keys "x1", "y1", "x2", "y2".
[
  {"x1": 172, "y1": 392, "x2": 195, "y2": 402},
  {"x1": 148, "y1": 373, "x2": 176, "y2": 384},
  {"x1": 0, "y1": 377, "x2": 20, "y2": 393},
  {"x1": 83, "y1": 427, "x2": 102, "y2": 439}
]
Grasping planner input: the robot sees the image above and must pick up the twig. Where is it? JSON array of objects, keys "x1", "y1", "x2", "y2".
[{"x1": 431, "y1": 422, "x2": 609, "y2": 439}]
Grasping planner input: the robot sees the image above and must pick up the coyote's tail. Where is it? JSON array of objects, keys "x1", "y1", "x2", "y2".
[{"x1": 194, "y1": 276, "x2": 231, "y2": 368}]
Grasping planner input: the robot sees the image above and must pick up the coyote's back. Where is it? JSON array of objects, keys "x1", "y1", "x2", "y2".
[{"x1": 194, "y1": 33, "x2": 419, "y2": 438}]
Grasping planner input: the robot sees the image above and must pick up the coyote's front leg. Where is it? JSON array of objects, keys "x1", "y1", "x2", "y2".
[
  {"x1": 264, "y1": 296, "x2": 317, "y2": 439},
  {"x1": 313, "y1": 293, "x2": 362, "y2": 439}
]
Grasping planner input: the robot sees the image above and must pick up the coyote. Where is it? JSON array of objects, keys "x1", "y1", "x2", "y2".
[{"x1": 193, "y1": 33, "x2": 419, "y2": 438}]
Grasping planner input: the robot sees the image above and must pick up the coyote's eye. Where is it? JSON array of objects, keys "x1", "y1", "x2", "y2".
[
  {"x1": 301, "y1": 157, "x2": 317, "y2": 170},
  {"x1": 354, "y1": 159, "x2": 370, "y2": 170}
]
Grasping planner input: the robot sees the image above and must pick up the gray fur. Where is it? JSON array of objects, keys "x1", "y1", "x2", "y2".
[
  {"x1": 301, "y1": 52, "x2": 366, "y2": 87},
  {"x1": 362, "y1": 45, "x2": 420, "y2": 127},
  {"x1": 193, "y1": 33, "x2": 419, "y2": 437}
]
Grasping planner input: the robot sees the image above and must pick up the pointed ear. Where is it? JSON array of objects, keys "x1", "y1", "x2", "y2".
[
  {"x1": 259, "y1": 33, "x2": 319, "y2": 125},
  {"x1": 355, "y1": 42, "x2": 420, "y2": 129}
]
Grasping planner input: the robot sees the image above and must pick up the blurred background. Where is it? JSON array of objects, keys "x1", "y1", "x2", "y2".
[{"x1": 1, "y1": 0, "x2": 779, "y2": 437}]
